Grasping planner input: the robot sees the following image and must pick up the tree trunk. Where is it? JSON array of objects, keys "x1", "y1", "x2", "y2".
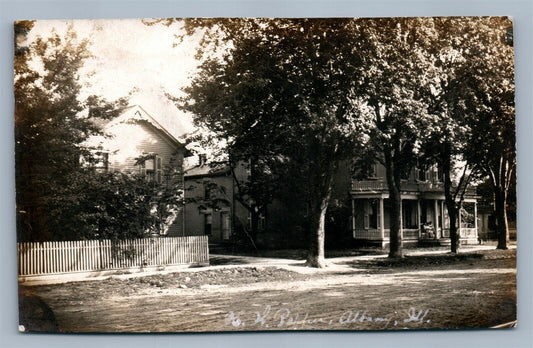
[
  {"x1": 305, "y1": 148, "x2": 335, "y2": 268},
  {"x1": 448, "y1": 203, "x2": 459, "y2": 253},
  {"x1": 442, "y1": 143, "x2": 459, "y2": 253},
  {"x1": 306, "y1": 196, "x2": 328, "y2": 268},
  {"x1": 388, "y1": 186, "x2": 403, "y2": 258},
  {"x1": 384, "y1": 149, "x2": 403, "y2": 258},
  {"x1": 494, "y1": 188, "x2": 509, "y2": 250}
]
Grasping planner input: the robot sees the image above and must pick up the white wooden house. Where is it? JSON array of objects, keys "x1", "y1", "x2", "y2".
[{"x1": 84, "y1": 94, "x2": 193, "y2": 236}]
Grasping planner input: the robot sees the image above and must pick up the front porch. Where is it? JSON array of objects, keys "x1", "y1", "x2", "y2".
[
  {"x1": 353, "y1": 227, "x2": 478, "y2": 247},
  {"x1": 352, "y1": 196, "x2": 479, "y2": 248}
]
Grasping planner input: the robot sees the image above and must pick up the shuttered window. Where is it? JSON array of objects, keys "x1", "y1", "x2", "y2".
[{"x1": 139, "y1": 155, "x2": 162, "y2": 183}]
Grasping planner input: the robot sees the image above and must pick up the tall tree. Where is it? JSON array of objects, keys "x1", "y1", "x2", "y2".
[
  {"x1": 14, "y1": 23, "x2": 130, "y2": 241},
  {"x1": 354, "y1": 18, "x2": 439, "y2": 258},
  {"x1": 15, "y1": 23, "x2": 97, "y2": 241},
  {"x1": 411, "y1": 17, "x2": 514, "y2": 252},
  {"x1": 420, "y1": 17, "x2": 480, "y2": 254},
  {"x1": 180, "y1": 18, "x2": 368, "y2": 267},
  {"x1": 461, "y1": 18, "x2": 515, "y2": 249}
]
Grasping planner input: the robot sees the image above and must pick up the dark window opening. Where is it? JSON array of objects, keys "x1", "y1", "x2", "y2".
[{"x1": 204, "y1": 213, "x2": 212, "y2": 235}]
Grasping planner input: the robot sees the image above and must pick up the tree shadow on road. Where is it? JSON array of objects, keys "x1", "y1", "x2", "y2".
[{"x1": 209, "y1": 256, "x2": 254, "y2": 265}]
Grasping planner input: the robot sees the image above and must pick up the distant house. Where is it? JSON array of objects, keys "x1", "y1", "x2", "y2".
[
  {"x1": 351, "y1": 162, "x2": 480, "y2": 247},
  {"x1": 183, "y1": 160, "x2": 251, "y2": 243},
  {"x1": 183, "y1": 156, "x2": 481, "y2": 249},
  {"x1": 85, "y1": 95, "x2": 193, "y2": 236},
  {"x1": 477, "y1": 204, "x2": 517, "y2": 242}
]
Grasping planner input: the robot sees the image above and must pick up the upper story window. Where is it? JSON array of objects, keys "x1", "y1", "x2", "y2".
[
  {"x1": 368, "y1": 163, "x2": 378, "y2": 179},
  {"x1": 204, "y1": 183, "x2": 213, "y2": 200},
  {"x1": 400, "y1": 168, "x2": 410, "y2": 181},
  {"x1": 139, "y1": 155, "x2": 162, "y2": 183},
  {"x1": 416, "y1": 165, "x2": 428, "y2": 182},
  {"x1": 94, "y1": 152, "x2": 109, "y2": 173},
  {"x1": 434, "y1": 165, "x2": 443, "y2": 182},
  {"x1": 416, "y1": 164, "x2": 442, "y2": 182}
]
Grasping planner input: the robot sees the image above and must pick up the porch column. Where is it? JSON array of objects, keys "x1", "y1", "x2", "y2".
[
  {"x1": 474, "y1": 201, "x2": 478, "y2": 235},
  {"x1": 400, "y1": 199, "x2": 403, "y2": 240},
  {"x1": 434, "y1": 199, "x2": 439, "y2": 239},
  {"x1": 441, "y1": 200, "x2": 445, "y2": 237},
  {"x1": 379, "y1": 197, "x2": 385, "y2": 241},
  {"x1": 417, "y1": 199, "x2": 421, "y2": 238},
  {"x1": 351, "y1": 199, "x2": 356, "y2": 238}
]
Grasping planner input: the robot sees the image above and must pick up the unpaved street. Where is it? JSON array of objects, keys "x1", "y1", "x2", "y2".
[{"x1": 21, "y1": 249, "x2": 516, "y2": 332}]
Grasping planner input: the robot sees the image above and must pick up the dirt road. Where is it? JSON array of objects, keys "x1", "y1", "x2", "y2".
[{"x1": 21, "y1": 249, "x2": 516, "y2": 333}]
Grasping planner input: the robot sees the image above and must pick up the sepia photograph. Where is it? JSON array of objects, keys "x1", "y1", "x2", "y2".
[{"x1": 14, "y1": 17, "x2": 517, "y2": 333}]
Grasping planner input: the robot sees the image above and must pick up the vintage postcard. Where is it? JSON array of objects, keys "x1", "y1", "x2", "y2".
[{"x1": 15, "y1": 17, "x2": 516, "y2": 333}]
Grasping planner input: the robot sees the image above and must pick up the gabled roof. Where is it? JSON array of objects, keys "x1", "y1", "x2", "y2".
[
  {"x1": 184, "y1": 163, "x2": 231, "y2": 179},
  {"x1": 127, "y1": 91, "x2": 194, "y2": 142},
  {"x1": 106, "y1": 104, "x2": 183, "y2": 147}
]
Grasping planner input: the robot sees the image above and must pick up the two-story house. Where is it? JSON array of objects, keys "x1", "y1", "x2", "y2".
[
  {"x1": 183, "y1": 159, "x2": 252, "y2": 243},
  {"x1": 351, "y1": 163, "x2": 479, "y2": 247},
  {"x1": 84, "y1": 94, "x2": 193, "y2": 236}
]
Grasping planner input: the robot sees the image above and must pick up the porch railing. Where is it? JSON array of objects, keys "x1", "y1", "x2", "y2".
[
  {"x1": 351, "y1": 180, "x2": 445, "y2": 193},
  {"x1": 354, "y1": 228, "x2": 419, "y2": 240},
  {"x1": 354, "y1": 228, "x2": 477, "y2": 241},
  {"x1": 460, "y1": 228, "x2": 478, "y2": 239}
]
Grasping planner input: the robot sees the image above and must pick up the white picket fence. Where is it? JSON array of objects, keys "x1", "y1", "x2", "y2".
[{"x1": 17, "y1": 236, "x2": 209, "y2": 276}]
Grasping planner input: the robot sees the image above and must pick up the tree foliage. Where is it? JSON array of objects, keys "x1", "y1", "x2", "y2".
[
  {"x1": 159, "y1": 17, "x2": 515, "y2": 258},
  {"x1": 459, "y1": 18, "x2": 515, "y2": 249},
  {"x1": 352, "y1": 18, "x2": 440, "y2": 257},
  {"x1": 15, "y1": 22, "x2": 181, "y2": 242},
  {"x1": 419, "y1": 17, "x2": 514, "y2": 252},
  {"x1": 180, "y1": 18, "x2": 369, "y2": 266},
  {"x1": 15, "y1": 23, "x2": 100, "y2": 241}
]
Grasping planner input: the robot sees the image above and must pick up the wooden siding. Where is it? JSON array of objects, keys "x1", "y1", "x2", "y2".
[
  {"x1": 100, "y1": 121, "x2": 185, "y2": 236},
  {"x1": 184, "y1": 175, "x2": 234, "y2": 241},
  {"x1": 106, "y1": 121, "x2": 181, "y2": 174}
]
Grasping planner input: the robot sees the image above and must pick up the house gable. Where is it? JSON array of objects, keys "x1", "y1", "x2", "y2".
[{"x1": 86, "y1": 105, "x2": 185, "y2": 174}]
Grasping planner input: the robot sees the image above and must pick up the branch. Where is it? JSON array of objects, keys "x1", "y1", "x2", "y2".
[
  {"x1": 486, "y1": 165, "x2": 498, "y2": 190},
  {"x1": 458, "y1": 168, "x2": 473, "y2": 205},
  {"x1": 452, "y1": 164, "x2": 469, "y2": 202},
  {"x1": 230, "y1": 165, "x2": 253, "y2": 213},
  {"x1": 504, "y1": 160, "x2": 515, "y2": 193}
]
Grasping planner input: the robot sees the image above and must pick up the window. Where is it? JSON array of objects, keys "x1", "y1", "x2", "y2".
[
  {"x1": 204, "y1": 183, "x2": 211, "y2": 200},
  {"x1": 401, "y1": 168, "x2": 410, "y2": 181},
  {"x1": 204, "y1": 182, "x2": 218, "y2": 200},
  {"x1": 364, "y1": 200, "x2": 379, "y2": 229},
  {"x1": 94, "y1": 152, "x2": 109, "y2": 172},
  {"x1": 247, "y1": 211, "x2": 266, "y2": 232},
  {"x1": 417, "y1": 166, "x2": 428, "y2": 182},
  {"x1": 156, "y1": 156, "x2": 162, "y2": 183},
  {"x1": 204, "y1": 213, "x2": 212, "y2": 235},
  {"x1": 259, "y1": 214, "x2": 266, "y2": 231},
  {"x1": 221, "y1": 212, "x2": 231, "y2": 240},
  {"x1": 139, "y1": 155, "x2": 162, "y2": 183},
  {"x1": 368, "y1": 163, "x2": 378, "y2": 179},
  {"x1": 402, "y1": 201, "x2": 418, "y2": 229},
  {"x1": 435, "y1": 165, "x2": 443, "y2": 182}
]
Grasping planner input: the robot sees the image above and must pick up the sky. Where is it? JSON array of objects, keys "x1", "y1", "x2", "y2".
[
  {"x1": 23, "y1": 18, "x2": 203, "y2": 141},
  {"x1": 27, "y1": 18, "x2": 200, "y2": 101}
]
